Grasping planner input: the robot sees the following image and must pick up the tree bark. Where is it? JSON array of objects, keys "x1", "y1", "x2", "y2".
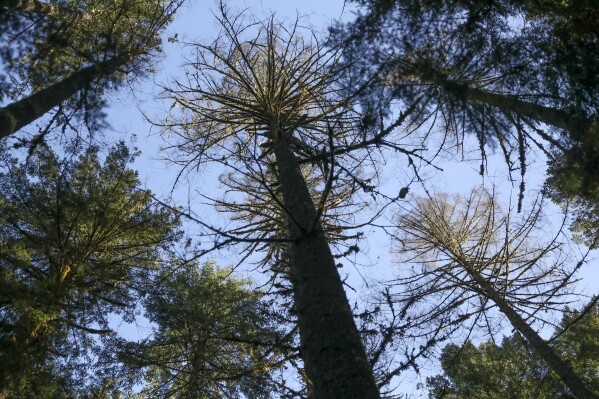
[
  {"x1": 0, "y1": 0, "x2": 92, "y2": 21},
  {"x1": 269, "y1": 120, "x2": 380, "y2": 399},
  {"x1": 466, "y1": 265, "x2": 599, "y2": 399},
  {"x1": 0, "y1": 56, "x2": 129, "y2": 139}
]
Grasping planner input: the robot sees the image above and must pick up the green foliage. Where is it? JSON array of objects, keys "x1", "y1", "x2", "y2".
[
  {"x1": 118, "y1": 260, "x2": 287, "y2": 399},
  {"x1": 1, "y1": 0, "x2": 181, "y2": 133},
  {"x1": 0, "y1": 142, "x2": 180, "y2": 396},
  {"x1": 8, "y1": 0, "x2": 174, "y2": 81},
  {"x1": 427, "y1": 303, "x2": 599, "y2": 399},
  {"x1": 337, "y1": 0, "x2": 598, "y2": 115},
  {"x1": 545, "y1": 124, "x2": 599, "y2": 248}
]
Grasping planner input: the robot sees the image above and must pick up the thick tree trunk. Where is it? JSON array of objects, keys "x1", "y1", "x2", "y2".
[
  {"x1": 0, "y1": 56, "x2": 128, "y2": 139},
  {"x1": 442, "y1": 80, "x2": 598, "y2": 140},
  {"x1": 0, "y1": 0, "x2": 92, "y2": 21},
  {"x1": 467, "y1": 266, "x2": 598, "y2": 399},
  {"x1": 269, "y1": 121, "x2": 380, "y2": 399}
]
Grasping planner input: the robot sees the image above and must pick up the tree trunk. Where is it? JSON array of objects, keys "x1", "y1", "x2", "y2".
[
  {"x1": 0, "y1": 56, "x2": 129, "y2": 139},
  {"x1": 466, "y1": 266, "x2": 598, "y2": 399},
  {"x1": 441, "y1": 80, "x2": 598, "y2": 140},
  {"x1": 269, "y1": 120, "x2": 380, "y2": 399},
  {"x1": 0, "y1": 0, "x2": 92, "y2": 21}
]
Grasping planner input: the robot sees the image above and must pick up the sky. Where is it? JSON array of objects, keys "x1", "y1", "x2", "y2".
[{"x1": 103, "y1": 1, "x2": 599, "y2": 396}]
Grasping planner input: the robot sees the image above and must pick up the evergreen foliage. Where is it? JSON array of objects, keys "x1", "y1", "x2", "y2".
[
  {"x1": 118, "y1": 261, "x2": 287, "y2": 398},
  {"x1": 0, "y1": 1, "x2": 597, "y2": 398},
  {"x1": 427, "y1": 303, "x2": 599, "y2": 399},
  {"x1": 0, "y1": 0, "x2": 182, "y2": 139},
  {"x1": 332, "y1": 0, "x2": 599, "y2": 237},
  {"x1": 0, "y1": 142, "x2": 179, "y2": 396}
]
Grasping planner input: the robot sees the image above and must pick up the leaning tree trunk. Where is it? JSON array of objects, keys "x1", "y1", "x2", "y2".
[
  {"x1": 0, "y1": 55, "x2": 129, "y2": 139},
  {"x1": 466, "y1": 265, "x2": 599, "y2": 399},
  {"x1": 0, "y1": 0, "x2": 92, "y2": 21},
  {"x1": 440, "y1": 80, "x2": 598, "y2": 140},
  {"x1": 269, "y1": 120, "x2": 380, "y2": 399}
]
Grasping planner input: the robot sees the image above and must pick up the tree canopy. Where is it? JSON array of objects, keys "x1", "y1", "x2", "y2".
[
  {"x1": 427, "y1": 302, "x2": 599, "y2": 399},
  {"x1": 0, "y1": 1, "x2": 597, "y2": 398},
  {"x1": 117, "y1": 261, "x2": 288, "y2": 398},
  {"x1": 0, "y1": 142, "x2": 180, "y2": 396},
  {"x1": 0, "y1": 140, "x2": 288, "y2": 398},
  {"x1": 0, "y1": 0, "x2": 183, "y2": 140},
  {"x1": 331, "y1": 0, "x2": 599, "y2": 235}
]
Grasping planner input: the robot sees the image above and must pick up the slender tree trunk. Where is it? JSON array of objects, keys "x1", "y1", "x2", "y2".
[
  {"x1": 466, "y1": 265, "x2": 598, "y2": 399},
  {"x1": 0, "y1": 0, "x2": 92, "y2": 21},
  {"x1": 0, "y1": 55, "x2": 129, "y2": 139},
  {"x1": 441, "y1": 80, "x2": 598, "y2": 140},
  {"x1": 269, "y1": 120, "x2": 380, "y2": 399}
]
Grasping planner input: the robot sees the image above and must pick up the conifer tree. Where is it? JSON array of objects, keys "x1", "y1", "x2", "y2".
[
  {"x1": 0, "y1": 0, "x2": 183, "y2": 139},
  {"x1": 0, "y1": 142, "x2": 179, "y2": 396}
]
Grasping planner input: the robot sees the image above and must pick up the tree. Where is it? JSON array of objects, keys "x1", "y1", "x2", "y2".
[
  {"x1": 331, "y1": 0, "x2": 599, "y2": 233},
  {"x1": 0, "y1": 0, "x2": 92, "y2": 21},
  {"x1": 0, "y1": 55, "x2": 129, "y2": 139},
  {"x1": 158, "y1": 6, "x2": 389, "y2": 398},
  {"x1": 427, "y1": 301, "x2": 599, "y2": 399},
  {"x1": 0, "y1": 142, "x2": 180, "y2": 396},
  {"x1": 0, "y1": 0, "x2": 183, "y2": 140},
  {"x1": 393, "y1": 187, "x2": 597, "y2": 399},
  {"x1": 116, "y1": 260, "x2": 291, "y2": 399},
  {"x1": 332, "y1": 0, "x2": 598, "y2": 134}
]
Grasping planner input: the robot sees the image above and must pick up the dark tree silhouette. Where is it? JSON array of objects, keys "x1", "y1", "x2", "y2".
[{"x1": 331, "y1": 0, "x2": 599, "y2": 231}]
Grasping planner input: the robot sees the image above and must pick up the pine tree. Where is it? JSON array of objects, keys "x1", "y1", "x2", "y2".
[
  {"x1": 393, "y1": 187, "x2": 598, "y2": 399},
  {"x1": 0, "y1": 0, "x2": 183, "y2": 139},
  {"x1": 117, "y1": 260, "x2": 289, "y2": 399},
  {"x1": 159, "y1": 6, "x2": 382, "y2": 398},
  {"x1": 427, "y1": 301, "x2": 599, "y2": 399},
  {"x1": 0, "y1": 142, "x2": 180, "y2": 396},
  {"x1": 332, "y1": 0, "x2": 599, "y2": 236}
]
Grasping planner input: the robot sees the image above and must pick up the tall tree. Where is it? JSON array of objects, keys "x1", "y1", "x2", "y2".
[
  {"x1": 393, "y1": 187, "x2": 597, "y2": 399},
  {"x1": 159, "y1": 6, "x2": 386, "y2": 398},
  {"x1": 0, "y1": 55, "x2": 130, "y2": 139},
  {"x1": 427, "y1": 301, "x2": 599, "y2": 399},
  {"x1": 0, "y1": 0, "x2": 183, "y2": 140},
  {"x1": 0, "y1": 142, "x2": 180, "y2": 396},
  {"x1": 333, "y1": 0, "x2": 598, "y2": 134}
]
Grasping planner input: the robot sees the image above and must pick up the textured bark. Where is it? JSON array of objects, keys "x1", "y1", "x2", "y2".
[
  {"x1": 466, "y1": 266, "x2": 598, "y2": 399},
  {"x1": 0, "y1": 0, "x2": 92, "y2": 21},
  {"x1": 269, "y1": 121, "x2": 380, "y2": 399},
  {"x1": 0, "y1": 56, "x2": 128, "y2": 139}
]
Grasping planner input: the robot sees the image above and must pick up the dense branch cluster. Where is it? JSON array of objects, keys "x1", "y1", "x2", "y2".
[{"x1": 159, "y1": 8, "x2": 391, "y2": 274}]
